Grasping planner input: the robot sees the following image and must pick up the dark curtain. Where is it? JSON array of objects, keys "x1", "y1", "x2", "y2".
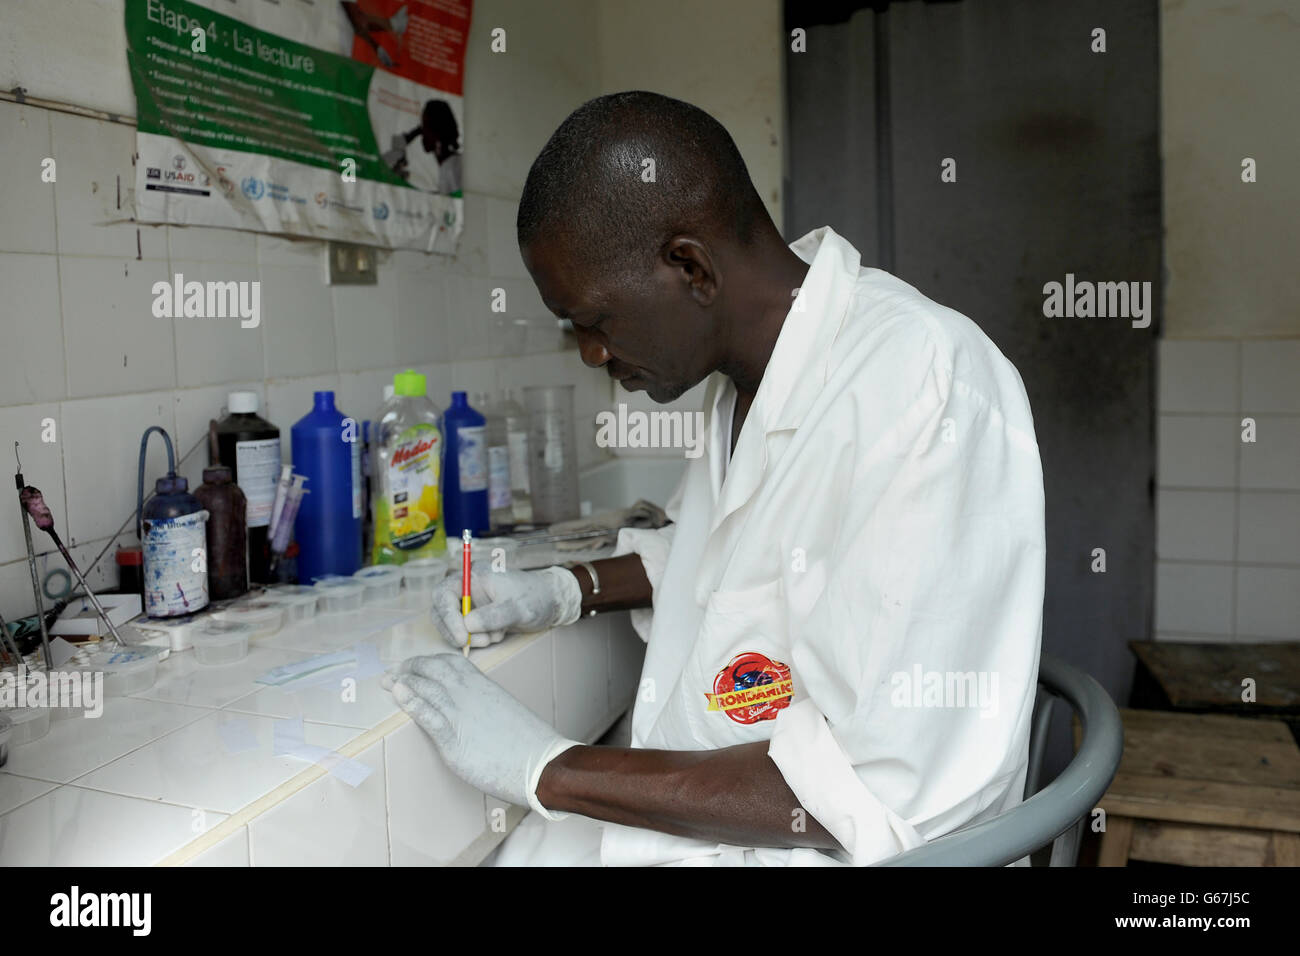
[{"x1": 785, "y1": 0, "x2": 1160, "y2": 783}]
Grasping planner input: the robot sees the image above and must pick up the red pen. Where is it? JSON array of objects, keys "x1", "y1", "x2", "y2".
[{"x1": 461, "y1": 529, "x2": 472, "y2": 657}]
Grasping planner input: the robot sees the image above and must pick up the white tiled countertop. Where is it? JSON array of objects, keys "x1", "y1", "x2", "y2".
[{"x1": 0, "y1": 602, "x2": 645, "y2": 866}]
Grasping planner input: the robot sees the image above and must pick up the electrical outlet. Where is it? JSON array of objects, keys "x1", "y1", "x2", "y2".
[{"x1": 327, "y1": 241, "x2": 379, "y2": 285}]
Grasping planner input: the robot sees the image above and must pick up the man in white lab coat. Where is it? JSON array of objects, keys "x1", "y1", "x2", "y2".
[{"x1": 386, "y1": 91, "x2": 1046, "y2": 866}]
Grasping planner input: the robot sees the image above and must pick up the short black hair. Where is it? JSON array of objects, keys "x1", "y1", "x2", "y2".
[
  {"x1": 517, "y1": 91, "x2": 768, "y2": 282},
  {"x1": 421, "y1": 100, "x2": 459, "y2": 150}
]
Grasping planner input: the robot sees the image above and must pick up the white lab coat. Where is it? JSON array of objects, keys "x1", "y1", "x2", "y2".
[{"x1": 495, "y1": 226, "x2": 1045, "y2": 867}]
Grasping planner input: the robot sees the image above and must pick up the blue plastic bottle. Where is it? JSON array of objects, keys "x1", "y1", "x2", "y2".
[
  {"x1": 442, "y1": 391, "x2": 490, "y2": 537},
  {"x1": 291, "y1": 391, "x2": 362, "y2": 582}
]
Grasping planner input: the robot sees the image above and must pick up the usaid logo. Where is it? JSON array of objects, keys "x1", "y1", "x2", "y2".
[
  {"x1": 373, "y1": 202, "x2": 389, "y2": 220},
  {"x1": 241, "y1": 177, "x2": 265, "y2": 200},
  {"x1": 172, "y1": 155, "x2": 186, "y2": 171}
]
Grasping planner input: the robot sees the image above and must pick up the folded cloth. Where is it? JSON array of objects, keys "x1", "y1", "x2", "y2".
[{"x1": 548, "y1": 499, "x2": 670, "y2": 552}]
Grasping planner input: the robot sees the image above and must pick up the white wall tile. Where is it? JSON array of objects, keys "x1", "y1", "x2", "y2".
[
  {"x1": 1236, "y1": 492, "x2": 1300, "y2": 564},
  {"x1": 169, "y1": 225, "x2": 257, "y2": 265},
  {"x1": 247, "y1": 740, "x2": 388, "y2": 866},
  {"x1": 0, "y1": 557, "x2": 52, "y2": 622},
  {"x1": 486, "y1": 195, "x2": 528, "y2": 279},
  {"x1": 488, "y1": 632, "x2": 555, "y2": 724},
  {"x1": 172, "y1": 382, "x2": 265, "y2": 491},
  {"x1": 1238, "y1": 416, "x2": 1300, "y2": 490},
  {"x1": 0, "y1": 403, "x2": 65, "y2": 564},
  {"x1": 337, "y1": 369, "x2": 398, "y2": 427},
  {"x1": 265, "y1": 375, "x2": 342, "y2": 465},
  {"x1": 0, "y1": 103, "x2": 56, "y2": 254},
  {"x1": 1154, "y1": 562, "x2": 1234, "y2": 635},
  {"x1": 385, "y1": 718, "x2": 488, "y2": 865},
  {"x1": 1242, "y1": 340, "x2": 1300, "y2": 414},
  {"x1": 409, "y1": 361, "x2": 453, "y2": 406},
  {"x1": 553, "y1": 615, "x2": 611, "y2": 741},
  {"x1": 50, "y1": 112, "x2": 165, "y2": 260},
  {"x1": 62, "y1": 534, "x2": 123, "y2": 598},
  {"x1": 260, "y1": 263, "x2": 337, "y2": 379},
  {"x1": 333, "y1": 283, "x2": 397, "y2": 372},
  {"x1": 492, "y1": 278, "x2": 543, "y2": 358},
  {"x1": 257, "y1": 234, "x2": 328, "y2": 268},
  {"x1": 1157, "y1": 339, "x2": 1239, "y2": 414},
  {"x1": 1156, "y1": 490, "x2": 1235, "y2": 561},
  {"x1": 395, "y1": 260, "x2": 449, "y2": 366},
  {"x1": 0, "y1": 254, "x2": 66, "y2": 405},
  {"x1": 60, "y1": 256, "x2": 176, "y2": 397},
  {"x1": 61, "y1": 390, "x2": 175, "y2": 543},
  {"x1": 1156, "y1": 415, "x2": 1238, "y2": 488},
  {"x1": 169, "y1": 259, "x2": 264, "y2": 388},
  {"x1": 525, "y1": 314, "x2": 567, "y2": 354},
  {"x1": 445, "y1": 358, "x2": 500, "y2": 398},
  {"x1": 449, "y1": 196, "x2": 490, "y2": 277},
  {"x1": 1235, "y1": 567, "x2": 1300, "y2": 639}
]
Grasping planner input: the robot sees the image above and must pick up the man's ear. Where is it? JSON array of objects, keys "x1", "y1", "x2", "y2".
[{"x1": 663, "y1": 236, "x2": 720, "y2": 307}]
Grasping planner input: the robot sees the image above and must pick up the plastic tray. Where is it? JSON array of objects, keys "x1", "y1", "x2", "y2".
[
  {"x1": 261, "y1": 585, "x2": 320, "y2": 623},
  {"x1": 314, "y1": 576, "x2": 365, "y2": 614},
  {"x1": 190, "y1": 620, "x2": 253, "y2": 665},
  {"x1": 213, "y1": 600, "x2": 285, "y2": 639},
  {"x1": 401, "y1": 556, "x2": 448, "y2": 592},
  {"x1": 129, "y1": 612, "x2": 209, "y2": 652},
  {"x1": 353, "y1": 565, "x2": 404, "y2": 604},
  {"x1": 0, "y1": 704, "x2": 50, "y2": 746},
  {"x1": 76, "y1": 645, "x2": 165, "y2": 697}
]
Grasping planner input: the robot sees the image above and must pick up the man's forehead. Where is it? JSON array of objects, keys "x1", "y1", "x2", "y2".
[{"x1": 523, "y1": 239, "x2": 613, "y2": 315}]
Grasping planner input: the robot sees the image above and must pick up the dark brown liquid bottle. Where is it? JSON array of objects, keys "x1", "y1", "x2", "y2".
[
  {"x1": 214, "y1": 392, "x2": 280, "y2": 584},
  {"x1": 194, "y1": 465, "x2": 248, "y2": 601}
]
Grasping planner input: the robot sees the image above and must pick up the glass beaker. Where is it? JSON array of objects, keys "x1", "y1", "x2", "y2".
[{"x1": 523, "y1": 385, "x2": 580, "y2": 524}]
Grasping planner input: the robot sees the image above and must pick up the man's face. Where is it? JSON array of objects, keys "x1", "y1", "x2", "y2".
[{"x1": 521, "y1": 237, "x2": 714, "y2": 404}]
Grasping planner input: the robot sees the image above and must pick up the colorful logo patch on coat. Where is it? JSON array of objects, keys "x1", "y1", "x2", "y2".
[{"x1": 706, "y1": 652, "x2": 794, "y2": 724}]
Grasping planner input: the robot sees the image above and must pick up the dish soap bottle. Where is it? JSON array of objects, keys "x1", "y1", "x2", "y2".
[{"x1": 372, "y1": 371, "x2": 447, "y2": 564}]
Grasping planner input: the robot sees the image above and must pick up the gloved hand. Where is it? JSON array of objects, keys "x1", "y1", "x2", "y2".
[
  {"x1": 430, "y1": 566, "x2": 582, "y2": 650},
  {"x1": 384, "y1": 653, "x2": 580, "y2": 817}
]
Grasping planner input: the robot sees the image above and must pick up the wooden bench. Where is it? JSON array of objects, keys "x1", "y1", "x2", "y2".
[{"x1": 1087, "y1": 708, "x2": 1300, "y2": 866}]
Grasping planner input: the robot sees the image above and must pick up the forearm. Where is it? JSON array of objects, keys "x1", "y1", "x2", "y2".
[
  {"x1": 535, "y1": 742, "x2": 842, "y2": 851},
  {"x1": 567, "y1": 553, "x2": 654, "y2": 613}
]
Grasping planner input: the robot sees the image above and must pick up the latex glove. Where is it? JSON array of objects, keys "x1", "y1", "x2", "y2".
[
  {"x1": 430, "y1": 566, "x2": 582, "y2": 650},
  {"x1": 384, "y1": 653, "x2": 579, "y2": 818}
]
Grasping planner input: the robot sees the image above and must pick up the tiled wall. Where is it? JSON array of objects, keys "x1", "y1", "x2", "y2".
[
  {"x1": 1155, "y1": 339, "x2": 1300, "y2": 642},
  {"x1": 0, "y1": 99, "x2": 613, "y2": 620}
]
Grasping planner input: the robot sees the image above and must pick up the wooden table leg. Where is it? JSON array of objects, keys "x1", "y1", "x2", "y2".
[{"x1": 1098, "y1": 815, "x2": 1134, "y2": 867}]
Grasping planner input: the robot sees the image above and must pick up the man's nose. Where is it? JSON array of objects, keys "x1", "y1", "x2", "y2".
[{"x1": 575, "y1": 329, "x2": 611, "y2": 368}]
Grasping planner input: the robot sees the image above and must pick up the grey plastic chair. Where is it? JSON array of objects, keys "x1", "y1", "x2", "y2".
[{"x1": 878, "y1": 653, "x2": 1123, "y2": 867}]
